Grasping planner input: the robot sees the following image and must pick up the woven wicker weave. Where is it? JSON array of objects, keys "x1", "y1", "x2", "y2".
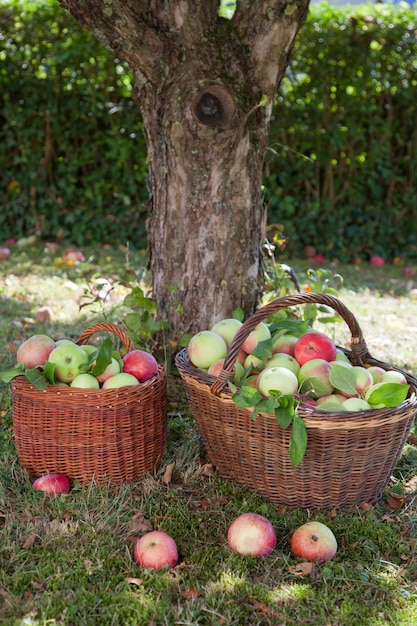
[
  {"x1": 175, "y1": 293, "x2": 417, "y2": 507},
  {"x1": 12, "y1": 323, "x2": 167, "y2": 484}
]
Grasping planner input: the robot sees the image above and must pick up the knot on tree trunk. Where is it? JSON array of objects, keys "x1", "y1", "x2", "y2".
[{"x1": 191, "y1": 85, "x2": 236, "y2": 128}]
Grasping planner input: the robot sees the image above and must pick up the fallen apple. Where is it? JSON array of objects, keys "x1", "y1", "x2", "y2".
[
  {"x1": 294, "y1": 331, "x2": 337, "y2": 366},
  {"x1": 370, "y1": 255, "x2": 385, "y2": 266},
  {"x1": 133, "y1": 531, "x2": 178, "y2": 569},
  {"x1": 227, "y1": 512, "x2": 277, "y2": 556},
  {"x1": 16, "y1": 334, "x2": 56, "y2": 369},
  {"x1": 32, "y1": 473, "x2": 71, "y2": 495},
  {"x1": 290, "y1": 521, "x2": 337, "y2": 563},
  {"x1": 122, "y1": 349, "x2": 158, "y2": 382},
  {"x1": 187, "y1": 330, "x2": 227, "y2": 370},
  {"x1": 102, "y1": 372, "x2": 140, "y2": 389}
]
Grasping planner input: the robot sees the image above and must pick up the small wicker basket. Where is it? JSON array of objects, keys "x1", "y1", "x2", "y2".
[
  {"x1": 12, "y1": 323, "x2": 167, "y2": 484},
  {"x1": 175, "y1": 293, "x2": 417, "y2": 508}
]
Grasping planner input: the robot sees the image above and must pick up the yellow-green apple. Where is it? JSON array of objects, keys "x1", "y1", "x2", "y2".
[
  {"x1": 211, "y1": 318, "x2": 243, "y2": 346},
  {"x1": 290, "y1": 521, "x2": 337, "y2": 563},
  {"x1": 257, "y1": 366, "x2": 298, "y2": 398},
  {"x1": 294, "y1": 331, "x2": 337, "y2": 366},
  {"x1": 380, "y1": 370, "x2": 407, "y2": 385},
  {"x1": 242, "y1": 322, "x2": 271, "y2": 354},
  {"x1": 16, "y1": 334, "x2": 56, "y2": 368},
  {"x1": 96, "y1": 357, "x2": 121, "y2": 383},
  {"x1": 70, "y1": 373, "x2": 100, "y2": 389},
  {"x1": 342, "y1": 397, "x2": 372, "y2": 412},
  {"x1": 351, "y1": 365, "x2": 374, "y2": 395},
  {"x1": 298, "y1": 359, "x2": 334, "y2": 398},
  {"x1": 367, "y1": 366, "x2": 386, "y2": 384},
  {"x1": 264, "y1": 353, "x2": 300, "y2": 377},
  {"x1": 122, "y1": 349, "x2": 158, "y2": 382},
  {"x1": 188, "y1": 330, "x2": 227, "y2": 370},
  {"x1": 316, "y1": 393, "x2": 346, "y2": 406},
  {"x1": 102, "y1": 372, "x2": 140, "y2": 389},
  {"x1": 32, "y1": 473, "x2": 71, "y2": 495},
  {"x1": 243, "y1": 353, "x2": 264, "y2": 370},
  {"x1": 272, "y1": 334, "x2": 298, "y2": 356},
  {"x1": 47, "y1": 342, "x2": 89, "y2": 383},
  {"x1": 227, "y1": 512, "x2": 276, "y2": 556},
  {"x1": 133, "y1": 531, "x2": 178, "y2": 569}
]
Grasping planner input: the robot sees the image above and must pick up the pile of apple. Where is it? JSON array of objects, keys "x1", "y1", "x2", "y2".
[
  {"x1": 187, "y1": 318, "x2": 410, "y2": 412},
  {"x1": 14, "y1": 333, "x2": 158, "y2": 389}
]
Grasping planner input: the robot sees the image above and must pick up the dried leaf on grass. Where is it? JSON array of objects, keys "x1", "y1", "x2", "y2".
[
  {"x1": 200, "y1": 463, "x2": 216, "y2": 477},
  {"x1": 386, "y1": 491, "x2": 410, "y2": 510},
  {"x1": 127, "y1": 511, "x2": 153, "y2": 536},
  {"x1": 287, "y1": 562, "x2": 315, "y2": 576},
  {"x1": 126, "y1": 577, "x2": 143, "y2": 587},
  {"x1": 163, "y1": 463, "x2": 175, "y2": 485},
  {"x1": 22, "y1": 532, "x2": 39, "y2": 549}
]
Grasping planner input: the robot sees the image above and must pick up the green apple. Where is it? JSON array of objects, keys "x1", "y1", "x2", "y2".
[
  {"x1": 342, "y1": 397, "x2": 372, "y2": 412},
  {"x1": 264, "y1": 353, "x2": 300, "y2": 376},
  {"x1": 48, "y1": 343, "x2": 90, "y2": 383},
  {"x1": 211, "y1": 318, "x2": 243, "y2": 347},
  {"x1": 380, "y1": 369, "x2": 407, "y2": 385},
  {"x1": 70, "y1": 373, "x2": 100, "y2": 389},
  {"x1": 188, "y1": 330, "x2": 227, "y2": 370},
  {"x1": 298, "y1": 358, "x2": 334, "y2": 398},
  {"x1": 257, "y1": 366, "x2": 298, "y2": 398},
  {"x1": 242, "y1": 322, "x2": 271, "y2": 354},
  {"x1": 102, "y1": 372, "x2": 140, "y2": 389}
]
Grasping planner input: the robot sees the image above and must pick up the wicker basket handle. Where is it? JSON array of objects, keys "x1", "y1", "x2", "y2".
[
  {"x1": 210, "y1": 292, "x2": 370, "y2": 396},
  {"x1": 76, "y1": 323, "x2": 134, "y2": 353}
]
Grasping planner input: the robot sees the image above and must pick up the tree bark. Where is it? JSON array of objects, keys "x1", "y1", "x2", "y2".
[{"x1": 59, "y1": 1, "x2": 309, "y2": 339}]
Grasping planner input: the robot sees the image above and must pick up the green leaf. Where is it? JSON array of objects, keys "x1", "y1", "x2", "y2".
[
  {"x1": 24, "y1": 368, "x2": 49, "y2": 390},
  {"x1": 254, "y1": 396, "x2": 280, "y2": 418},
  {"x1": 275, "y1": 404, "x2": 294, "y2": 428},
  {"x1": 0, "y1": 364, "x2": 25, "y2": 384},
  {"x1": 91, "y1": 338, "x2": 113, "y2": 376},
  {"x1": 232, "y1": 385, "x2": 263, "y2": 409},
  {"x1": 289, "y1": 412, "x2": 308, "y2": 467},
  {"x1": 367, "y1": 383, "x2": 410, "y2": 408},
  {"x1": 251, "y1": 337, "x2": 273, "y2": 360},
  {"x1": 259, "y1": 94, "x2": 268, "y2": 107},
  {"x1": 232, "y1": 307, "x2": 245, "y2": 322},
  {"x1": 329, "y1": 362, "x2": 357, "y2": 396},
  {"x1": 44, "y1": 361, "x2": 57, "y2": 384}
]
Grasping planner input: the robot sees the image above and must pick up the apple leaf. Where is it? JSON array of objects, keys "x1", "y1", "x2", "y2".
[
  {"x1": 367, "y1": 382, "x2": 410, "y2": 407},
  {"x1": 43, "y1": 361, "x2": 56, "y2": 384},
  {"x1": 329, "y1": 362, "x2": 357, "y2": 396},
  {"x1": 289, "y1": 412, "x2": 308, "y2": 467},
  {"x1": 254, "y1": 396, "x2": 280, "y2": 419},
  {"x1": 91, "y1": 338, "x2": 113, "y2": 376},
  {"x1": 24, "y1": 368, "x2": 49, "y2": 390},
  {"x1": 0, "y1": 363, "x2": 25, "y2": 384},
  {"x1": 251, "y1": 337, "x2": 273, "y2": 360},
  {"x1": 275, "y1": 403, "x2": 294, "y2": 429},
  {"x1": 269, "y1": 318, "x2": 309, "y2": 338},
  {"x1": 112, "y1": 350, "x2": 123, "y2": 371},
  {"x1": 230, "y1": 384, "x2": 263, "y2": 409}
]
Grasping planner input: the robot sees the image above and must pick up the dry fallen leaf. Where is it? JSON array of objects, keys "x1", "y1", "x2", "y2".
[
  {"x1": 126, "y1": 577, "x2": 143, "y2": 586},
  {"x1": 181, "y1": 588, "x2": 200, "y2": 600},
  {"x1": 386, "y1": 491, "x2": 409, "y2": 510},
  {"x1": 127, "y1": 511, "x2": 153, "y2": 536},
  {"x1": 359, "y1": 502, "x2": 373, "y2": 511},
  {"x1": 22, "y1": 532, "x2": 39, "y2": 549},
  {"x1": 287, "y1": 561, "x2": 315, "y2": 576},
  {"x1": 163, "y1": 463, "x2": 175, "y2": 485},
  {"x1": 200, "y1": 463, "x2": 216, "y2": 477}
]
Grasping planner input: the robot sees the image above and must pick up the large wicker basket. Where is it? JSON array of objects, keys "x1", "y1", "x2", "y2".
[
  {"x1": 175, "y1": 293, "x2": 417, "y2": 508},
  {"x1": 12, "y1": 323, "x2": 167, "y2": 484}
]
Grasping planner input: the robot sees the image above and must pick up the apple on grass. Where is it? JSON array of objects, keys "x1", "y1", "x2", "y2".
[
  {"x1": 122, "y1": 349, "x2": 158, "y2": 382},
  {"x1": 16, "y1": 334, "x2": 56, "y2": 368},
  {"x1": 227, "y1": 512, "x2": 276, "y2": 556},
  {"x1": 187, "y1": 330, "x2": 227, "y2": 370},
  {"x1": 102, "y1": 372, "x2": 140, "y2": 389},
  {"x1": 134, "y1": 531, "x2": 178, "y2": 569},
  {"x1": 294, "y1": 331, "x2": 337, "y2": 366},
  {"x1": 290, "y1": 521, "x2": 337, "y2": 563},
  {"x1": 33, "y1": 473, "x2": 71, "y2": 495},
  {"x1": 47, "y1": 342, "x2": 90, "y2": 383}
]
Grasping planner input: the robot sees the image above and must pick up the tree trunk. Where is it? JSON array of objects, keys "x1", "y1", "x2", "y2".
[{"x1": 59, "y1": 1, "x2": 310, "y2": 339}]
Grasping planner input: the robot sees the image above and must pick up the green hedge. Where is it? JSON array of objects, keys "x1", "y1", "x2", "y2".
[
  {"x1": 0, "y1": 0, "x2": 147, "y2": 248},
  {"x1": 1, "y1": 1, "x2": 416, "y2": 260},
  {"x1": 266, "y1": 2, "x2": 417, "y2": 262}
]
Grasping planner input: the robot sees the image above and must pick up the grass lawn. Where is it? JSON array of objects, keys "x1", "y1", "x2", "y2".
[{"x1": 1, "y1": 242, "x2": 417, "y2": 625}]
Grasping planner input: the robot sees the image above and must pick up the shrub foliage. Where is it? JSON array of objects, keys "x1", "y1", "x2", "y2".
[{"x1": 1, "y1": 1, "x2": 416, "y2": 260}]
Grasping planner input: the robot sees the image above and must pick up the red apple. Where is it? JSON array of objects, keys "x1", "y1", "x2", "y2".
[
  {"x1": 294, "y1": 331, "x2": 337, "y2": 366},
  {"x1": 133, "y1": 531, "x2": 178, "y2": 569},
  {"x1": 227, "y1": 512, "x2": 276, "y2": 556},
  {"x1": 17, "y1": 334, "x2": 56, "y2": 369},
  {"x1": 33, "y1": 473, "x2": 71, "y2": 495},
  {"x1": 402, "y1": 267, "x2": 416, "y2": 278},
  {"x1": 370, "y1": 255, "x2": 385, "y2": 266},
  {"x1": 290, "y1": 521, "x2": 337, "y2": 563},
  {"x1": 0, "y1": 247, "x2": 11, "y2": 260},
  {"x1": 122, "y1": 349, "x2": 158, "y2": 382}
]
